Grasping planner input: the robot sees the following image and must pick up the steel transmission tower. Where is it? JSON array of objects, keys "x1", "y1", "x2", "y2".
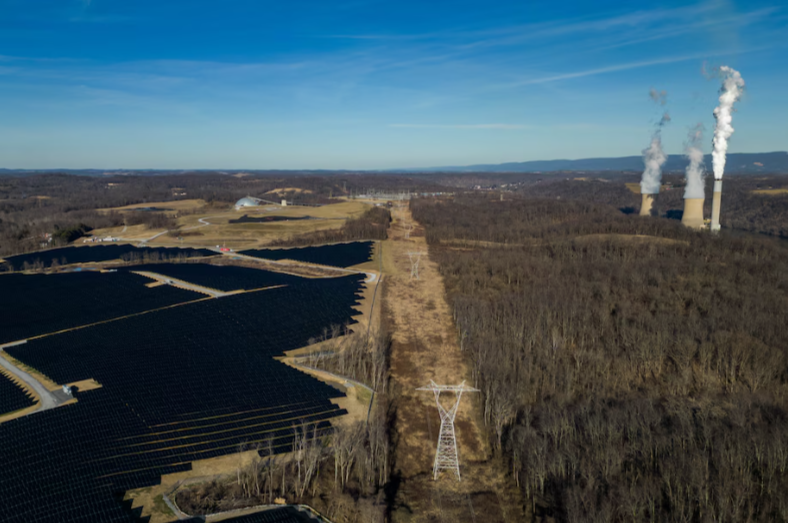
[
  {"x1": 407, "y1": 251, "x2": 425, "y2": 280},
  {"x1": 417, "y1": 380, "x2": 479, "y2": 480}
]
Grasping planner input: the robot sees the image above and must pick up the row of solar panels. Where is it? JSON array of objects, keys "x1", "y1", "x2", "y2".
[{"x1": 0, "y1": 271, "x2": 365, "y2": 522}]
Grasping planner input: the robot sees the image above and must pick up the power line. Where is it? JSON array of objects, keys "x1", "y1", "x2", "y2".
[{"x1": 417, "y1": 380, "x2": 479, "y2": 481}]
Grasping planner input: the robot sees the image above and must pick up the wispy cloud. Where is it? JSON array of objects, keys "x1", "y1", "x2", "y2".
[
  {"x1": 503, "y1": 47, "x2": 769, "y2": 88},
  {"x1": 389, "y1": 123, "x2": 529, "y2": 129}
]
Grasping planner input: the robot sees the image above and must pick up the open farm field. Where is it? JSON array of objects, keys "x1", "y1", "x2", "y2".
[
  {"x1": 123, "y1": 263, "x2": 306, "y2": 291},
  {"x1": 1, "y1": 244, "x2": 217, "y2": 270},
  {"x1": 241, "y1": 241, "x2": 374, "y2": 268},
  {"x1": 0, "y1": 371, "x2": 37, "y2": 417},
  {"x1": 0, "y1": 271, "x2": 201, "y2": 345},
  {"x1": 136, "y1": 200, "x2": 371, "y2": 251},
  {"x1": 0, "y1": 271, "x2": 367, "y2": 523}
]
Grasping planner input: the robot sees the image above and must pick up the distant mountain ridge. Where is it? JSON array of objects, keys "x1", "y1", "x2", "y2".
[
  {"x1": 400, "y1": 152, "x2": 788, "y2": 174},
  {"x1": 0, "y1": 152, "x2": 786, "y2": 176}
]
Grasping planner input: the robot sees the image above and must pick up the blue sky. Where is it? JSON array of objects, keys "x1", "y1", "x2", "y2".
[{"x1": 0, "y1": 0, "x2": 785, "y2": 169}]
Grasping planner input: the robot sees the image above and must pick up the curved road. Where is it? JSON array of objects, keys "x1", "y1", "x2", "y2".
[{"x1": 0, "y1": 348, "x2": 60, "y2": 411}]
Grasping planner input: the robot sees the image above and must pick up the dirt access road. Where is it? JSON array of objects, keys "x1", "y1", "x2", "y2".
[{"x1": 383, "y1": 205, "x2": 521, "y2": 522}]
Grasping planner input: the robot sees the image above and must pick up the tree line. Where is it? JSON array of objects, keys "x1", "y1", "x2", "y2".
[{"x1": 513, "y1": 173, "x2": 788, "y2": 238}]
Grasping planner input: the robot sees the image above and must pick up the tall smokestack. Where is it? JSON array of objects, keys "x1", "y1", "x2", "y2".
[
  {"x1": 710, "y1": 180, "x2": 723, "y2": 232},
  {"x1": 710, "y1": 66, "x2": 745, "y2": 232},
  {"x1": 640, "y1": 193, "x2": 656, "y2": 216}
]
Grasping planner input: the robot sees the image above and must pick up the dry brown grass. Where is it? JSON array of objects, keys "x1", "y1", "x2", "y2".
[
  {"x1": 384, "y1": 207, "x2": 520, "y2": 522},
  {"x1": 142, "y1": 200, "x2": 370, "y2": 250},
  {"x1": 752, "y1": 188, "x2": 788, "y2": 195},
  {"x1": 87, "y1": 201, "x2": 370, "y2": 251},
  {"x1": 265, "y1": 188, "x2": 314, "y2": 195},
  {"x1": 66, "y1": 378, "x2": 102, "y2": 392},
  {"x1": 124, "y1": 449, "x2": 263, "y2": 523},
  {"x1": 625, "y1": 182, "x2": 641, "y2": 194},
  {"x1": 573, "y1": 233, "x2": 689, "y2": 245}
]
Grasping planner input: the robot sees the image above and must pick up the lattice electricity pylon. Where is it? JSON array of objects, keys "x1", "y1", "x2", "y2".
[
  {"x1": 417, "y1": 380, "x2": 479, "y2": 481},
  {"x1": 407, "y1": 251, "x2": 425, "y2": 280},
  {"x1": 405, "y1": 224, "x2": 413, "y2": 239}
]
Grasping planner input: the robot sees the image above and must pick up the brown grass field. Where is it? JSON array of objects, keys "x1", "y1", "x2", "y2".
[
  {"x1": 572, "y1": 233, "x2": 689, "y2": 245},
  {"x1": 86, "y1": 200, "x2": 371, "y2": 251},
  {"x1": 752, "y1": 188, "x2": 788, "y2": 195},
  {"x1": 384, "y1": 206, "x2": 522, "y2": 522}
]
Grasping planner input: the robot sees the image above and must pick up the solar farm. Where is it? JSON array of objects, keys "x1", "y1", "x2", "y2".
[
  {"x1": 228, "y1": 215, "x2": 314, "y2": 224},
  {"x1": 1, "y1": 245, "x2": 217, "y2": 271},
  {"x1": 240, "y1": 241, "x2": 375, "y2": 268},
  {"x1": 119, "y1": 263, "x2": 306, "y2": 291},
  {"x1": 0, "y1": 372, "x2": 37, "y2": 416},
  {"x1": 0, "y1": 247, "x2": 373, "y2": 522}
]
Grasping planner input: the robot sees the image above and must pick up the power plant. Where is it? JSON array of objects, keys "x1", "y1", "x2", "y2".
[
  {"x1": 710, "y1": 180, "x2": 723, "y2": 232},
  {"x1": 639, "y1": 193, "x2": 656, "y2": 216},
  {"x1": 681, "y1": 198, "x2": 705, "y2": 229}
]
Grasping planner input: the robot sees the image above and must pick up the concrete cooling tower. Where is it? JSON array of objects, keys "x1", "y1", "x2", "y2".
[
  {"x1": 639, "y1": 193, "x2": 656, "y2": 216},
  {"x1": 710, "y1": 180, "x2": 722, "y2": 232},
  {"x1": 681, "y1": 198, "x2": 705, "y2": 229}
]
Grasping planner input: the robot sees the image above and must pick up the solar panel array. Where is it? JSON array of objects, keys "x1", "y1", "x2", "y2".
[
  {"x1": 0, "y1": 272, "x2": 201, "y2": 345},
  {"x1": 2, "y1": 245, "x2": 218, "y2": 270},
  {"x1": 0, "y1": 371, "x2": 37, "y2": 416},
  {"x1": 229, "y1": 215, "x2": 313, "y2": 224},
  {"x1": 121, "y1": 263, "x2": 306, "y2": 291},
  {"x1": 240, "y1": 241, "x2": 374, "y2": 268},
  {"x1": 0, "y1": 272, "x2": 365, "y2": 522}
]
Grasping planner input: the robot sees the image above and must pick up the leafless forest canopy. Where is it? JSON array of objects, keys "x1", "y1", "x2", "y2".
[
  {"x1": 511, "y1": 173, "x2": 788, "y2": 238},
  {"x1": 411, "y1": 195, "x2": 788, "y2": 522}
]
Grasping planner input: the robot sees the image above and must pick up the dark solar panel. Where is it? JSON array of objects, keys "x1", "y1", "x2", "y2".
[
  {"x1": 240, "y1": 241, "x2": 374, "y2": 268},
  {"x1": 3, "y1": 245, "x2": 217, "y2": 270},
  {"x1": 0, "y1": 372, "x2": 37, "y2": 416},
  {"x1": 0, "y1": 272, "x2": 365, "y2": 522},
  {"x1": 120, "y1": 263, "x2": 305, "y2": 291},
  {"x1": 0, "y1": 271, "x2": 201, "y2": 345}
]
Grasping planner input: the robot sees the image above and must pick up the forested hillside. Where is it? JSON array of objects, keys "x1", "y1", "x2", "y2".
[
  {"x1": 515, "y1": 174, "x2": 788, "y2": 238},
  {"x1": 412, "y1": 195, "x2": 788, "y2": 522}
]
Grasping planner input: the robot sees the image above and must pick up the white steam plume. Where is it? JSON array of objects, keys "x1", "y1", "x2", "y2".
[
  {"x1": 684, "y1": 124, "x2": 705, "y2": 199},
  {"x1": 640, "y1": 88, "x2": 670, "y2": 195},
  {"x1": 712, "y1": 66, "x2": 745, "y2": 180}
]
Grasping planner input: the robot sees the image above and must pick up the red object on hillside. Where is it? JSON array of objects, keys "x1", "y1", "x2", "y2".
[{"x1": 220, "y1": 247, "x2": 232, "y2": 252}]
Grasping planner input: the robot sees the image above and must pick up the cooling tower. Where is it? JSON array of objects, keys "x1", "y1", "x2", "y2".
[
  {"x1": 639, "y1": 193, "x2": 656, "y2": 216},
  {"x1": 710, "y1": 180, "x2": 722, "y2": 232},
  {"x1": 681, "y1": 198, "x2": 705, "y2": 229}
]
